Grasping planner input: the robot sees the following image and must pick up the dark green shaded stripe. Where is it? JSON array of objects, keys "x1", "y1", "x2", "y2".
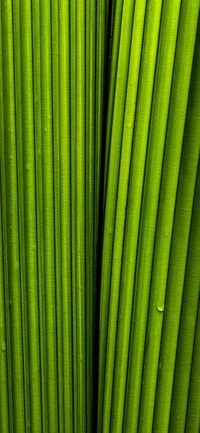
[{"x1": 185, "y1": 292, "x2": 200, "y2": 433}]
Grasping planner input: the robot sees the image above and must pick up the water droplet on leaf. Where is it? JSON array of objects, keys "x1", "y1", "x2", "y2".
[
  {"x1": 156, "y1": 304, "x2": 164, "y2": 312},
  {"x1": 1, "y1": 342, "x2": 6, "y2": 352}
]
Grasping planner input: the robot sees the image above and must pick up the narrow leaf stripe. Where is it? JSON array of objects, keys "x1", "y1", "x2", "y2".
[
  {"x1": 59, "y1": 0, "x2": 73, "y2": 430},
  {"x1": 69, "y1": 0, "x2": 78, "y2": 430},
  {"x1": 0, "y1": 13, "x2": 10, "y2": 431},
  {"x1": 1, "y1": 1, "x2": 25, "y2": 430},
  {"x1": 12, "y1": 1, "x2": 31, "y2": 428},
  {"x1": 75, "y1": 0, "x2": 87, "y2": 430},
  {"x1": 51, "y1": 1, "x2": 65, "y2": 430},
  {"x1": 0, "y1": 166, "x2": 9, "y2": 433},
  {"x1": 185, "y1": 291, "x2": 200, "y2": 433},
  {"x1": 86, "y1": 0, "x2": 96, "y2": 430},
  {"x1": 32, "y1": 1, "x2": 48, "y2": 429},
  {"x1": 40, "y1": 0, "x2": 58, "y2": 430}
]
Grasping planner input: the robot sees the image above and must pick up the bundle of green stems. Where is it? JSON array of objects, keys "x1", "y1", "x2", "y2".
[{"x1": 0, "y1": 1, "x2": 199, "y2": 432}]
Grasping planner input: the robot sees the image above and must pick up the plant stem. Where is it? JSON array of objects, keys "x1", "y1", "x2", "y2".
[
  {"x1": 185, "y1": 292, "x2": 200, "y2": 433},
  {"x1": 169, "y1": 20, "x2": 200, "y2": 433},
  {"x1": 152, "y1": 2, "x2": 199, "y2": 431},
  {"x1": 59, "y1": 0, "x2": 73, "y2": 431},
  {"x1": 40, "y1": 0, "x2": 58, "y2": 429},
  {"x1": 1, "y1": 1, "x2": 25, "y2": 430}
]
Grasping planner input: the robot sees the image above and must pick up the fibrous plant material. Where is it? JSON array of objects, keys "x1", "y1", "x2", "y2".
[{"x1": 0, "y1": 1, "x2": 199, "y2": 433}]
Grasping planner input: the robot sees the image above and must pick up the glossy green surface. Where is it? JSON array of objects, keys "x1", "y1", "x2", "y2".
[{"x1": 0, "y1": 1, "x2": 199, "y2": 432}]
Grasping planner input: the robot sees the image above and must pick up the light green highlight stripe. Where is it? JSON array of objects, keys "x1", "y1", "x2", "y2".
[
  {"x1": 0, "y1": 150, "x2": 9, "y2": 433},
  {"x1": 95, "y1": 0, "x2": 106, "y2": 242},
  {"x1": 51, "y1": 1, "x2": 64, "y2": 431},
  {"x1": 20, "y1": 1, "x2": 42, "y2": 431},
  {"x1": 12, "y1": 0, "x2": 31, "y2": 428},
  {"x1": 0, "y1": 12, "x2": 10, "y2": 431},
  {"x1": 1, "y1": 0, "x2": 25, "y2": 430},
  {"x1": 40, "y1": 0, "x2": 58, "y2": 430},
  {"x1": 96, "y1": 0, "x2": 110, "y2": 425},
  {"x1": 32, "y1": 0, "x2": 48, "y2": 430},
  {"x1": 75, "y1": 0, "x2": 87, "y2": 431},
  {"x1": 86, "y1": 0, "x2": 96, "y2": 431},
  {"x1": 59, "y1": 0, "x2": 73, "y2": 431},
  {"x1": 69, "y1": 1, "x2": 78, "y2": 430}
]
